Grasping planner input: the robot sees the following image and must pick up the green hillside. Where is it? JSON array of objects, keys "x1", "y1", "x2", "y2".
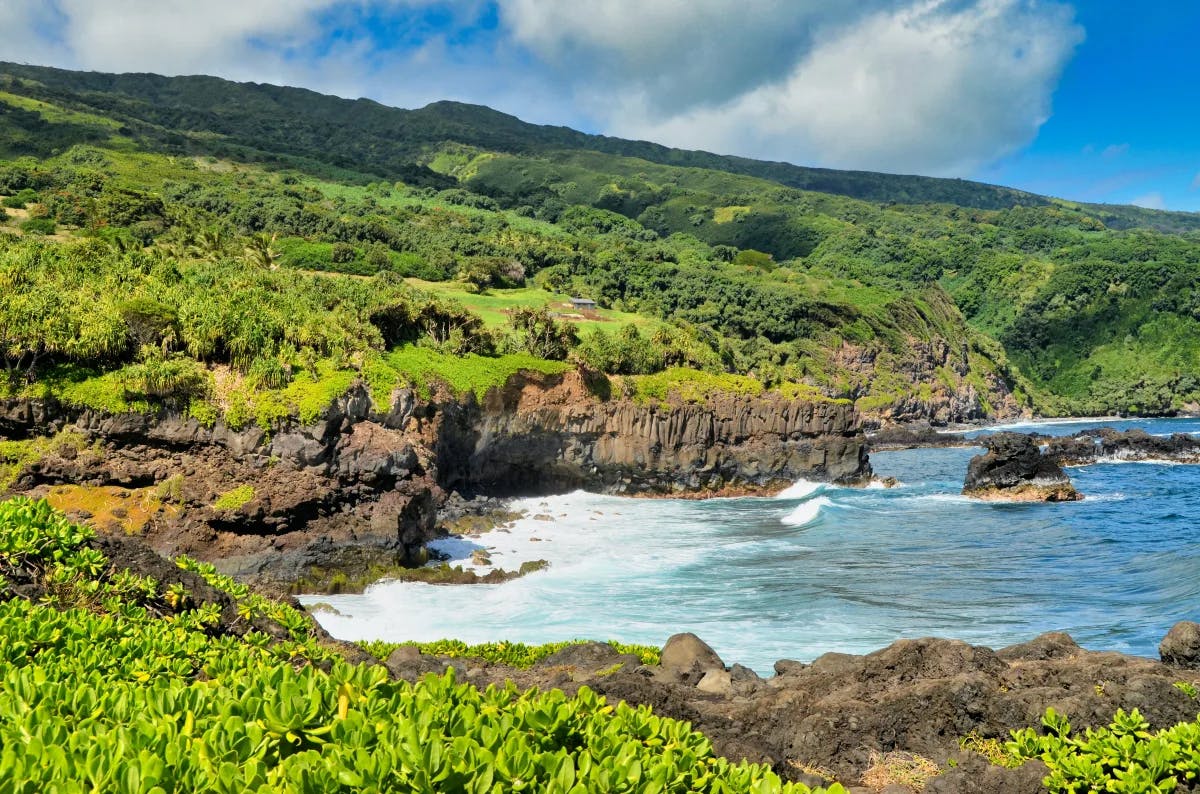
[
  {"x1": 0, "y1": 61, "x2": 1052, "y2": 210},
  {"x1": 2, "y1": 62, "x2": 1200, "y2": 418}
]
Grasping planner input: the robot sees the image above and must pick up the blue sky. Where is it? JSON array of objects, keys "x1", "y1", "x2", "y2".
[
  {"x1": 2, "y1": 1, "x2": 1196, "y2": 211},
  {"x1": 977, "y1": 1, "x2": 1200, "y2": 211}
]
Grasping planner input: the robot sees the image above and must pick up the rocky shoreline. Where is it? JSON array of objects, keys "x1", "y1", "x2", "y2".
[
  {"x1": 19, "y1": 519, "x2": 1200, "y2": 793},
  {"x1": 7, "y1": 389, "x2": 1200, "y2": 791},
  {"x1": 0, "y1": 370, "x2": 871, "y2": 591},
  {"x1": 382, "y1": 624, "x2": 1200, "y2": 793}
]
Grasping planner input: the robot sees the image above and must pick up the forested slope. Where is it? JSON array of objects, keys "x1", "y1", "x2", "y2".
[{"x1": 2, "y1": 63, "x2": 1200, "y2": 418}]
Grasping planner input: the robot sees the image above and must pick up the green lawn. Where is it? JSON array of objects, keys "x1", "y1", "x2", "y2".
[{"x1": 404, "y1": 279, "x2": 665, "y2": 332}]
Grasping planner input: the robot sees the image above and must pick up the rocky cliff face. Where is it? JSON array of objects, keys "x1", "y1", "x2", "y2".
[
  {"x1": 436, "y1": 371, "x2": 868, "y2": 495},
  {"x1": 0, "y1": 370, "x2": 870, "y2": 585},
  {"x1": 832, "y1": 338, "x2": 1025, "y2": 428}
]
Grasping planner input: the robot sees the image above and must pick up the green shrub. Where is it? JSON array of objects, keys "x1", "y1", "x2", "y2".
[
  {"x1": 1005, "y1": 707, "x2": 1200, "y2": 793},
  {"x1": 120, "y1": 352, "x2": 210, "y2": 400},
  {"x1": 358, "y1": 638, "x2": 661, "y2": 668},
  {"x1": 2, "y1": 188, "x2": 37, "y2": 209},
  {"x1": 247, "y1": 354, "x2": 293, "y2": 390},
  {"x1": 20, "y1": 216, "x2": 56, "y2": 235}
]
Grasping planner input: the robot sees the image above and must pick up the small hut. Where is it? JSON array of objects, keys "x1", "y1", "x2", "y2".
[{"x1": 570, "y1": 297, "x2": 597, "y2": 311}]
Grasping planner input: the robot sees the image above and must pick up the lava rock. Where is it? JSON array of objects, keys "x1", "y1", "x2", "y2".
[
  {"x1": 537, "y1": 641, "x2": 640, "y2": 673},
  {"x1": 1160, "y1": 621, "x2": 1200, "y2": 669},
  {"x1": 963, "y1": 432, "x2": 1080, "y2": 501}
]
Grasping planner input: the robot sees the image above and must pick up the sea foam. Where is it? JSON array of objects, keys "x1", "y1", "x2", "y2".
[
  {"x1": 780, "y1": 496, "x2": 834, "y2": 526},
  {"x1": 774, "y1": 479, "x2": 825, "y2": 500}
]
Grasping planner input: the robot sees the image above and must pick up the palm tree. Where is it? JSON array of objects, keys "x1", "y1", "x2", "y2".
[
  {"x1": 243, "y1": 232, "x2": 279, "y2": 271},
  {"x1": 190, "y1": 228, "x2": 228, "y2": 261}
]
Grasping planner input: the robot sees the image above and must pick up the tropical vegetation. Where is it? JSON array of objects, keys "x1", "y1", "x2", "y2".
[
  {"x1": 0, "y1": 496, "x2": 838, "y2": 793},
  {"x1": 3, "y1": 63, "x2": 1200, "y2": 417}
]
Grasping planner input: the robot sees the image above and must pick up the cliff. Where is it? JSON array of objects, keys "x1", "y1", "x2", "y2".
[{"x1": 0, "y1": 370, "x2": 870, "y2": 587}]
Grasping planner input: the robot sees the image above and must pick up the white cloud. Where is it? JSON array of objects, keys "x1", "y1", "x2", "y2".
[
  {"x1": 4, "y1": 0, "x2": 340, "y2": 76},
  {"x1": 0, "y1": 1, "x2": 544, "y2": 120},
  {"x1": 557, "y1": 0, "x2": 1085, "y2": 176},
  {"x1": 1191, "y1": 172, "x2": 1200, "y2": 190},
  {"x1": 1131, "y1": 192, "x2": 1166, "y2": 210},
  {"x1": 1100, "y1": 143, "x2": 1129, "y2": 160},
  {"x1": 498, "y1": 0, "x2": 886, "y2": 114}
]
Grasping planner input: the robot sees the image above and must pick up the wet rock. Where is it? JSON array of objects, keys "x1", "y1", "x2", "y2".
[
  {"x1": 1045, "y1": 428, "x2": 1200, "y2": 465},
  {"x1": 1160, "y1": 621, "x2": 1200, "y2": 669},
  {"x1": 963, "y1": 433, "x2": 1080, "y2": 501}
]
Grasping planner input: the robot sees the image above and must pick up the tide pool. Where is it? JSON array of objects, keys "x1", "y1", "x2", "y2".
[{"x1": 303, "y1": 417, "x2": 1200, "y2": 673}]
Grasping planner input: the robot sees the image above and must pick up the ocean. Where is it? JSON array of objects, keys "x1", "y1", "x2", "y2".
[{"x1": 302, "y1": 417, "x2": 1200, "y2": 673}]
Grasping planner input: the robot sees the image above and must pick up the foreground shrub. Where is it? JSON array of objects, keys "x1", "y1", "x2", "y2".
[
  {"x1": 1006, "y1": 707, "x2": 1200, "y2": 793},
  {"x1": 0, "y1": 498, "x2": 841, "y2": 793}
]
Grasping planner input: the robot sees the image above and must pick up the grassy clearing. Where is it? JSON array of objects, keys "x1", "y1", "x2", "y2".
[
  {"x1": 366, "y1": 346, "x2": 572, "y2": 402},
  {"x1": 406, "y1": 279, "x2": 662, "y2": 330},
  {"x1": 860, "y1": 750, "x2": 940, "y2": 791},
  {"x1": 623, "y1": 368, "x2": 765, "y2": 404},
  {"x1": 0, "y1": 90, "x2": 123, "y2": 131},
  {"x1": 713, "y1": 205, "x2": 751, "y2": 224}
]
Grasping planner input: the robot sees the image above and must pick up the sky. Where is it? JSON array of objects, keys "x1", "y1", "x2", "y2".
[{"x1": 1, "y1": 0, "x2": 1197, "y2": 211}]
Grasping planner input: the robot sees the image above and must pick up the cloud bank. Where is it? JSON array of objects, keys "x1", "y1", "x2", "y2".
[
  {"x1": 0, "y1": 0, "x2": 1084, "y2": 177},
  {"x1": 500, "y1": 0, "x2": 1084, "y2": 175}
]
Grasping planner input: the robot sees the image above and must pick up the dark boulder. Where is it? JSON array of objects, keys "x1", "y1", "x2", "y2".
[
  {"x1": 997, "y1": 631, "x2": 1082, "y2": 662},
  {"x1": 963, "y1": 433, "x2": 1080, "y2": 501},
  {"x1": 1160, "y1": 621, "x2": 1200, "y2": 669},
  {"x1": 537, "y1": 641, "x2": 641, "y2": 673}
]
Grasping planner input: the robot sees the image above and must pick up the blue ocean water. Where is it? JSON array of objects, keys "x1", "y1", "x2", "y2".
[{"x1": 303, "y1": 417, "x2": 1200, "y2": 674}]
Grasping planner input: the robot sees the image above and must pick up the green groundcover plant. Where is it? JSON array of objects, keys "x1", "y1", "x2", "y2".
[
  {"x1": 0, "y1": 496, "x2": 842, "y2": 793},
  {"x1": 1004, "y1": 707, "x2": 1200, "y2": 793}
]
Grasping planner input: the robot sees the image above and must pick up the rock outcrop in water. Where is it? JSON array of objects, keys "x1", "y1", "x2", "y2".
[
  {"x1": 962, "y1": 432, "x2": 1081, "y2": 501},
  {"x1": 1043, "y1": 427, "x2": 1200, "y2": 466},
  {"x1": 0, "y1": 370, "x2": 870, "y2": 587}
]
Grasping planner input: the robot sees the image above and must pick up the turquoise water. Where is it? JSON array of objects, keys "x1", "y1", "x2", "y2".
[{"x1": 304, "y1": 417, "x2": 1200, "y2": 673}]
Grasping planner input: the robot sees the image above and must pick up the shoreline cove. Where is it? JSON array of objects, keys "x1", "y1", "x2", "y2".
[{"x1": 303, "y1": 416, "x2": 1200, "y2": 675}]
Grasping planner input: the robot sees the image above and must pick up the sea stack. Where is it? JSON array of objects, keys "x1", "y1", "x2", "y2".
[{"x1": 963, "y1": 432, "x2": 1082, "y2": 502}]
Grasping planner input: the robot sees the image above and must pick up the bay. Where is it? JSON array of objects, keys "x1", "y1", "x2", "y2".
[{"x1": 303, "y1": 417, "x2": 1200, "y2": 673}]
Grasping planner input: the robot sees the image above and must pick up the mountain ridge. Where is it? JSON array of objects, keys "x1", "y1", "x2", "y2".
[{"x1": 0, "y1": 61, "x2": 1067, "y2": 212}]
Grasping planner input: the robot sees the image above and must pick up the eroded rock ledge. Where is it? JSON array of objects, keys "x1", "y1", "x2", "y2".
[
  {"x1": 1043, "y1": 428, "x2": 1200, "y2": 466},
  {"x1": 0, "y1": 370, "x2": 871, "y2": 587}
]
